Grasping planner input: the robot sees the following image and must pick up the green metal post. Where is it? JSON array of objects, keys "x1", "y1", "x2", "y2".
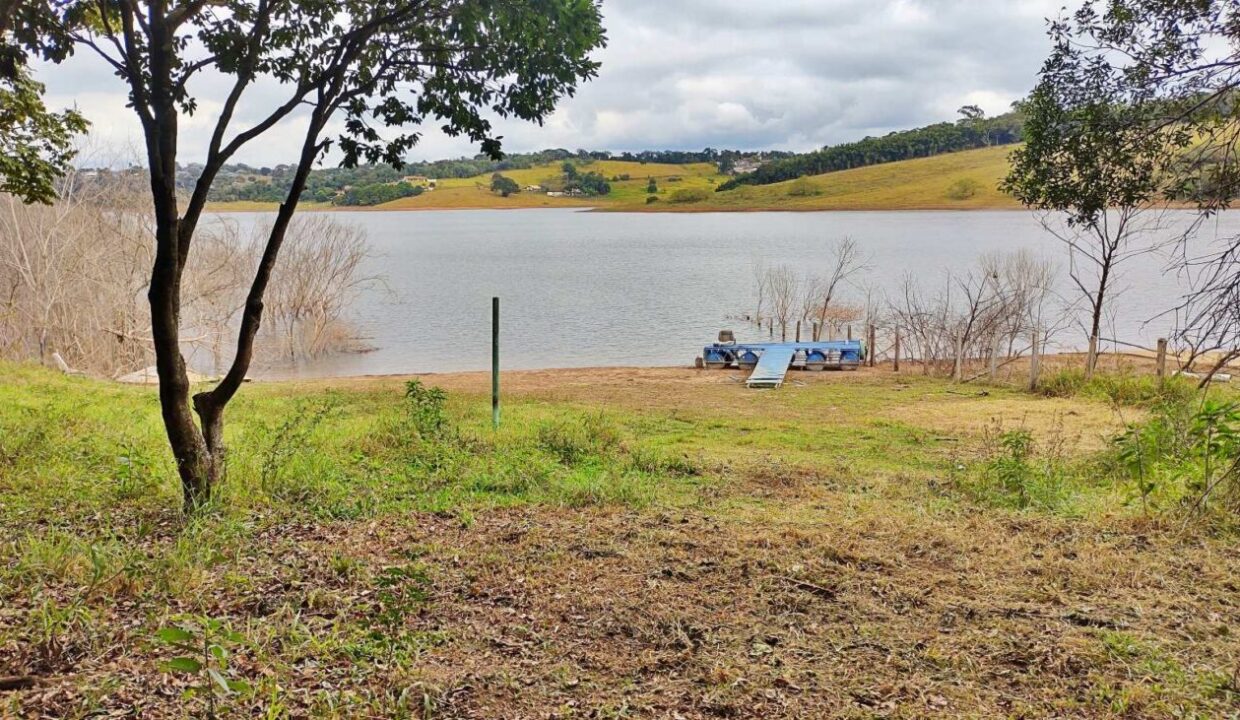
[{"x1": 492, "y1": 297, "x2": 500, "y2": 430}]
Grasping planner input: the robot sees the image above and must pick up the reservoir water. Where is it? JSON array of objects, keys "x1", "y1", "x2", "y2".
[{"x1": 211, "y1": 208, "x2": 1240, "y2": 377}]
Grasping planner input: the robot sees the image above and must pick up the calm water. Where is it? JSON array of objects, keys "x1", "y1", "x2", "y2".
[{"x1": 212, "y1": 209, "x2": 1240, "y2": 378}]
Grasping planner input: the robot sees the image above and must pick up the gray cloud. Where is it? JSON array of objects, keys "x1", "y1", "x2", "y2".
[{"x1": 33, "y1": 0, "x2": 1064, "y2": 166}]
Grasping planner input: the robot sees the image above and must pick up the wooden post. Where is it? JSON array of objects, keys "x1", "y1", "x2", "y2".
[
  {"x1": 847, "y1": 324, "x2": 853, "y2": 341},
  {"x1": 795, "y1": 320, "x2": 801, "y2": 342},
  {"x1": 893, "y1": 330, "x2": 901, "y2": 373},
  {"x1": 1086, "y1": 334, "x2": 1098, "y2": 379},
  {"x1": 988, "y1": 336, "x2": 999, "y2": 381},
  {"x1": 867, "y1": 324, "x2": 876, "y2": 367},
  {"x1": 1029, "y1": 329, "x2": 1041, "y2": 391},
  {"x1": 492, "y1": 297, "x2": 500, "y2": 430},
  {"x1": 1156, "y1": 337, "x2": 1168, "y2": 383},
  {"x1": 952, "y1": 333, "x2": 963, "y2": 382}
]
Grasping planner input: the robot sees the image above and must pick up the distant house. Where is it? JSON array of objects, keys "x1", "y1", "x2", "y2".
[
  {"x1": 525, "y1": 184, "x2": 543, "y2": 192},
  {"x1": 547, "y1": 191, "x2": 564, "y2": 197},
  {"x1": 731, "y1": 159, "x2": 762, "y2": 175},
  {"x1": 402, "y1": 174, "x2": 429, "y2": 184}
]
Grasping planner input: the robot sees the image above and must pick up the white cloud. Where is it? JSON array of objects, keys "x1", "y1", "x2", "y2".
[{"x1": 30, "y1": 0, "x2": 1063, "y2": 166}]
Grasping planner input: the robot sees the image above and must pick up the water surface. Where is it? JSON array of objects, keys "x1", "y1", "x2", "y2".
[{"x1": 212, "y1": 209, "x2": 1238, "y2": 377}]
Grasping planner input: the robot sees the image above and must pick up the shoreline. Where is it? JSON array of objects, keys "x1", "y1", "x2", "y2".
[{"x1": 206, "y1": 201, "x2": 1032, "y2": 214}]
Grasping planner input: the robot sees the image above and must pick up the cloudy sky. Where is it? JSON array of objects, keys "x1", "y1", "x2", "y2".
[{"x1": 35, "y1": 0, "x2": 1064, "y2": 166}]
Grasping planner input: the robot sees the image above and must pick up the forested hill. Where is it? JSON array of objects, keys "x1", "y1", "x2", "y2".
[
  {"x1": 176, "y1": 148, "x2": 768, "y2": 205},
  {"x1": 716, "y1": 108, "x2": 1026, "y2": 192}
]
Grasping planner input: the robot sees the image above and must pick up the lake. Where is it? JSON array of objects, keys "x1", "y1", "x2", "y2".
[{"x1": 211, "y1": 208, "x2": 1240, "y2": 378}]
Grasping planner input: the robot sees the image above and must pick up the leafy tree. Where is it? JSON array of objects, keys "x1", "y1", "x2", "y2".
[
  {"x1": 1002, "y1": 2, "x2": 1184, "y2": 376},
  {"x1": 1010, "y1": 0, "x2": 1240, "y2": 376},
  {"x1": 0, "y1": 71, "x2": 87, "y2": 204},
  {"x1": 566, "y1": 170, "x2": 609, "y2": 196},
  {"x1": 646, "y1": 177, "x2": 657, "y2": 194},
  {"x1": 561, "y1": 161, "x2": 579, "y2": 180},
  {"x1": 490, "y1": 173, "x2": 520, "y2": 197},
  {"x1": 5, "y1": 0, "x2": 605, "y2": 510}
]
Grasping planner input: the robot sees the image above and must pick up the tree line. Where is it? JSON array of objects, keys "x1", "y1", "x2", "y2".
[{"x1": 717, "y1": 108, "x2": 1027, "y2": 191}]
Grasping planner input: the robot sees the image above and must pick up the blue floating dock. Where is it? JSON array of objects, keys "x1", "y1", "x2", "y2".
[
  {"x1": 702, "y1": 339, "x2": 865, "y2": 389},
  {"x1": 746, "y1": 345, "x2": 797, "y2": 388}
]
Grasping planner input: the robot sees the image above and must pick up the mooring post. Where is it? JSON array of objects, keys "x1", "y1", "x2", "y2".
[
  {"x1": 1156, "y1": 337, "x2": 1168, "y2": 383},
  {"x1": 893, "y1": 330, "x2": 901, "y2": 373},
  {"x1": 492, "y1": 296, "x2": 500, "y2": 430}
]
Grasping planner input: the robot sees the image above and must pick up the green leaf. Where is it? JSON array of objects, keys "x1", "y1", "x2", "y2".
[
  {"x1": 164, "y1": 657, "x2": 202, "y2": 673},
  {"x1": 155, "y1": 627, "x2": 195, "y2": 645},
  {"x1": 207, "y1": 668, "x2": 233, "y2": 696},
  {"x1": 226, "y1": 679, "x2": 252, "y2": 694}
]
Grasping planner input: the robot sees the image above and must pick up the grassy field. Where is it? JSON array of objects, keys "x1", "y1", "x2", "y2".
[
  {"x1": 2, "y1": 360, "x2": 1238, "y2": 718},
  {"x1": 205, "y1": 147, "x2": 1022, "y2": 214}
]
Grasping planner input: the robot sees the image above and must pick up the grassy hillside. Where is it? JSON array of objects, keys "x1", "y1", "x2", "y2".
[
  {"x1": 641, "y1": 144, "x2": 1022, "y2": 212},
  {"x1": 206, "y1": 147, "x2": 1022, "y2": 213},
  {"x1": 2, "y1": 360, "x2": 1238, "y2": 717}
]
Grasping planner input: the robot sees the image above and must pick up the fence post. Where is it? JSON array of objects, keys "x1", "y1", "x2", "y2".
[
  {"x1": 1029, "y1": 329, "x2": 1041, "y2": 391},
  {"x1": 492, "y1": 296, "x2": 500, "y2": 430},
  {"x1": 1086, "y1": 334, "x2": 1098, "y2": 379},
  {"x1": 893, "y1": 330, "x2": 901, "y2": 373},
  {"x1": 952, "y1": 333, "x2": 963, "y2": 382},
  {"x1": 988, "y1": 336, "x2": 999, "y2": 381},
  {"x1": 1156, "y1": 337, "x2": 1168, "y2": 383},
  {"x1": 867, "y1": 324, "x2": 876, "y2": 367}
]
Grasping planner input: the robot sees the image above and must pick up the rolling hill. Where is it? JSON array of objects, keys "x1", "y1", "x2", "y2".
[{"x1": 206, "y1": 145, "x2": 1022, "y2": 213}]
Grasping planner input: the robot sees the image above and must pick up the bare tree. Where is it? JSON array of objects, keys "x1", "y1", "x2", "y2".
[
  {"x1": 813, "y1": 237, "x2": 866, "y2": 340},
  {"x1": 1035, "y1": 208, "x2": 1165, "y2": 378},
  {"x1": 766, "y1": 264, "x2": 798, "y2": 341}
]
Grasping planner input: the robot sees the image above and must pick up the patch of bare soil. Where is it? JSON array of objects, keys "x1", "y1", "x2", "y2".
[{"x1": 9, "y1": 504, "x2": 1238, "y2": 718}]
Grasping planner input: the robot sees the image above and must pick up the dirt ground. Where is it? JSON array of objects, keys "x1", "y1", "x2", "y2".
[{"x1": 5, "y1": 363, "x2": 1239, "y2": 718}]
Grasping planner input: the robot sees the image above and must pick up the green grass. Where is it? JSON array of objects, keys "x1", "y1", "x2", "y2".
[{"x1": 3, "y1": 362, "x2": 1238, "y2": 718}]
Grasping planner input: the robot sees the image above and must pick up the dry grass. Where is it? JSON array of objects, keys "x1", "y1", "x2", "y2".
[{"x1": 3, "y1": 363, "x2": 1238, "y2": 718}]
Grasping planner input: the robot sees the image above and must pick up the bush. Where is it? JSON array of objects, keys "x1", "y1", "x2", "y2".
[
  {"x1": 787, "y1": 177, "x2": 821, "y2": 197},
  {"x1": 1110, "y1": 398, "x2": 1240, "y2": 520},
  {"x1": 945, "y1": 178, "x2": 982, "y2": 200},
  {"x1": 1037, "y1": 369, "x2": 1196, "y2": 408},
  {"x1": 403, "y1": 380, "x2": 449, "y2": 439},
  {"x1": 645, "y1": 195, "x2": 659, "y2": 204},
  {"x1": 536, "y1": 414, "x2": 621, "y2": 466},
  {"x1": 669, "y1": 188, "x2": 709, "y2": 204}
]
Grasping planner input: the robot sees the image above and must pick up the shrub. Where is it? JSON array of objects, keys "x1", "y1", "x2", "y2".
[
  {"x1": 403, "y1": 380, "x2": 449, "y2": 439},
  {"x1": 536, "y1": 413, "x2": 621, "y2": 465},
  {"x1": 787, "y1": 177, "x2": 821, "y2": 197},
  {"x1": 669, "y1": 188, "x2": 709, "y2": 204},
  {"x1": 645, "y1": 195, "x2": 659, "y2": 204},
  {"x1": 1037, "y1": 369, "x2": 1196, "y2": 408},
  {"x1": 945, "y1": 177, "x2": 982, "y2": 200}
]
